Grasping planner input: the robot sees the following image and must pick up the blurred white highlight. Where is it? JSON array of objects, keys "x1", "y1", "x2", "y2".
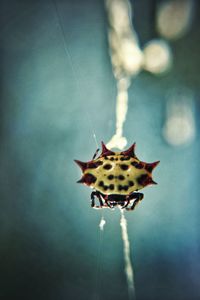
[
  {"x1": 99, "y1": 216, "x2": 106, "y2": 231},
  {"x1": 143, "y1": 39, "x2": 172, "y2": 75},
  {"x1": 163, "y1": 88, "x2": 196, "y2": 146},
  {"x1": 120, "y1": 210, "x2": 136, "y2": 300},
  {"x1": 106, "y1": 0, "x2": 143, "y2": 79},
  {"x1": 105, "y1": 0, "x2": 176, "y2": 150},
  {"x1": 156, "y1": 0, "x2": 194, "y2": 40}
]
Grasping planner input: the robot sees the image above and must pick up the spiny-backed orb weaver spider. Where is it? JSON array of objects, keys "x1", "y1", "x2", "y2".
[{"x1": 75, "y1": 142, "x2": 159, "y2": 211}]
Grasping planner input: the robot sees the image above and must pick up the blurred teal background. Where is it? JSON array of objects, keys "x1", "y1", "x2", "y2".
[{"x1": 0, "y1": 0, "x2": 200, "y2": 299}]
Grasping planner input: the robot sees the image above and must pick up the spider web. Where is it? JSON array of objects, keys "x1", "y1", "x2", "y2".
[{"x1": 104, "y1": 0, "x2": 142, "y2": 299}]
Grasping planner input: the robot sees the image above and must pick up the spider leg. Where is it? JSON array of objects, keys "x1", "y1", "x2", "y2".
[
  {"x1": 97, "y1": 193, "x2": 104, "y2": 207},
  {"x1": 91, "y1": 191, "x2": 103, "y2": 209},
  {"x1": 92, "y1": 148, "x2": 100, "y2": 160},
  {"x1": 91, "y1": 191, "x2": 96, "y2": 207},
  {"x1": 121, "y1": 199, "x2": 130, "y2": 209},
  {"x1": 104, "y1": 197, "x2": 113, "y2": 208},
  {"x1": 106, "y1": 201, "x2": 112, "y2": 208},
  {"x1": 126, "y1": 192, "x2": 144, "y2": 211}
]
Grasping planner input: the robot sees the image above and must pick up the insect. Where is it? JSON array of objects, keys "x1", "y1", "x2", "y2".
[{"x1": 74, "y1": 142, "x2": 159, "y2": 211}]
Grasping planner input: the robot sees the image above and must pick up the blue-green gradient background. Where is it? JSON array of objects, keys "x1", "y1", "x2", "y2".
[{"x1": 0, "y1": 0, "x2": 200, "y2": 299}]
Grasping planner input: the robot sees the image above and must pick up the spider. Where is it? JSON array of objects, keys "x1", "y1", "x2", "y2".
[{"x1": 75, "y1": 142, "x2": 159, "y2": 211}]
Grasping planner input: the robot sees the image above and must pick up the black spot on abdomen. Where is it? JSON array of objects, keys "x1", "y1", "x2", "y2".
[
  {"x1": 103, "y1": 164, "x2": 112, "y2": 170},
  {"x1": 120, "y1": 156, "x2": 130, "y2": 161},
  {"x1": 123, "y1": 185, "x2": 129, "y2": 191},
  {"x1": 118, "y1": 175, "x2": 125, "y2": 180},
  {"x1": 118, "y1": 185, "x2": 123, "y2": 191},
  {"x1": 119, "y1": 164, "x2": 129, "y2": 170},
  {"x1": 88, "y1": 161, "x2": 103, "y2": 168},
  {"x1": 108, "y1": 174, "x2": 114, "y2": 180},
  {"x1": 109, "y1": 184, "x2": 114, "y2": 190},
  {"x1": 84, "y1": 173, "x2": 97, "y2": 184},
  {"x1": 137, "y1": 174, "x2": 149, "y2": 185},
  {"x1": 118, "y1": 184, "x2": 129, "y2": 191},
  {"x1": 131, "y1": 161, "x2": 143, "y2": 169}
]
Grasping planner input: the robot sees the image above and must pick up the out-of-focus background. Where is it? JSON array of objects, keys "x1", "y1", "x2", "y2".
[{"x1": 0, "y1": 0, "x2": 200, "y2": 299}]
